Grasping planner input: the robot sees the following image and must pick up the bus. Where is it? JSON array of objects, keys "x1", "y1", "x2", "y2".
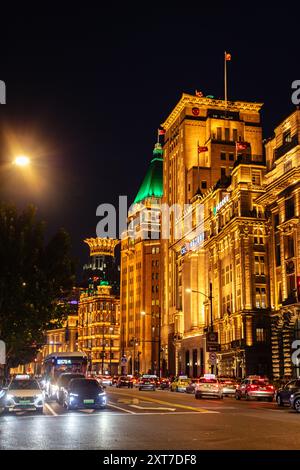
[{"x1": 42, "y1": 352, "x2": 87, "y2": 398}]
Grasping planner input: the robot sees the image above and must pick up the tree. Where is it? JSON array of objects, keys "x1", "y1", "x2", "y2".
[{"x1": 0, "y1": 203, "x2": 75, "y2": 370}]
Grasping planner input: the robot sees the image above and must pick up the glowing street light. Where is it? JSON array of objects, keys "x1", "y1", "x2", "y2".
[{"x1": 13, "y1": 155, "x2": 30, "y2": 167}]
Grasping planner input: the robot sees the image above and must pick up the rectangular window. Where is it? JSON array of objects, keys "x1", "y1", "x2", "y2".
[
  {"x1": 256, "y1": 328, "x2": 265, "y2": 342},
  {"x1": 217, "y1": 127, "x2": 222, "y2": 140},
  {"x1": 229, "y1": 153, "x2": 234, "y2": 161},
  {"x1": 225, "y1": 128, "x2": 230, "y2": 141},
  {"x1": 232, "y1": 129, "x2": 238, "y2": 141},
  {"x1": 283, "y1": 130, "x2": 292, "y2": 143},
  {"x1": 220, "y1": 152, "x2": 226, "y2": 160},
  {"x1": 221, "y1": 167, "x2": 226, "y2": 177},
  {"x1": 252, "y1": 170, "x2": 261, "y2": 185},
  {"x1": 201, "y1": 181, "x2": 207, "y2": 189},
  {"x1": 256, "y1": 287, "x2": 266, "y2": 308},
  {"x1": 285, "y1": 197, "x2": 295, "y2": 220}
]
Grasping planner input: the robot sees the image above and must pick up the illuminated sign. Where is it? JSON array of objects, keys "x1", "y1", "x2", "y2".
[
  {"x1": 180, "y1": 232, "x2": 205, "y2": 256},
  {"x1": 213, "y1": 194, "x2": 229, "y2": 215},
  {"x1": 57, "y1": 359, "x2": 72, "y2": 365}
]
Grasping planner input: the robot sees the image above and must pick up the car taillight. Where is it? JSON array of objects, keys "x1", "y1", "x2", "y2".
[
  {"x1": 267, "y1": 385, "x2": 274, "y2": 390},
  {"x1": 249, "y1": 385, "x2": 257, "y2": 390}
]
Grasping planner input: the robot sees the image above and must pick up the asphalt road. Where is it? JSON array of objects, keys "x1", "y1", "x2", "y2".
[{"x1": 1, "y1": 387, "x2": 300, "y2": 450}]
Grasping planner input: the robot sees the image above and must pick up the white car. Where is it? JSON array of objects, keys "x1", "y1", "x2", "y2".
[{"x1": 4, "y1": 375, "x2": 44, "y2": 413}]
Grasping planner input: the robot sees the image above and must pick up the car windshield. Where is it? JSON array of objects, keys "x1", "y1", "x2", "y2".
[
  {"x1": 219, "y1": 379, "x2": 235, "y2": 384},
  {"x1": 252, "y1": 379, "x2": 269, "y2": 385},
  {"x1": 59, "y1": 374, "x2": 84, "y2": 386},
  {"x1": 10, "y1": 380, "x2": 40, "y2": 390},
  {"x1": 200, "y1": 378, "x2": 217, "y2": 383},
  {"x1": 70, "y1": 379, "x2": 103, "y2": 392}
]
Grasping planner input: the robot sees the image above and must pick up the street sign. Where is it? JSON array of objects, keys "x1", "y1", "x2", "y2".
[
  {"x1": 0, "y1": 340, "x2": 5, "y2": 364},
  {"x1": 209, "y1": 352, "x2": 217, "y2": 364},
  {"x1": 206, "y1": 331, "x2": 220, "y2": 352}
]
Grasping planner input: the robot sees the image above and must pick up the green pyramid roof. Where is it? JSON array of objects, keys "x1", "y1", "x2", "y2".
[{"x1": 134, "y1": 143, "x2": 164, "y2": 204}]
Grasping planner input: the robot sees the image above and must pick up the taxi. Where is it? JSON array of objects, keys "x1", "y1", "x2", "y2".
[
  {"x1": 170, "y1": 375, "x2": 190, "y2": 392},
  {"x1": 195, "y1": 374, "x2": 223, "y2": 399},
  {"x1": 4, "y1": 375, "x2": 44, "y2": 413}
]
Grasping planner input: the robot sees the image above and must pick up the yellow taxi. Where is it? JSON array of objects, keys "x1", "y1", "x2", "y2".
[{"x1": 170, "y1": 375, "x2": 190, "y2": 393}]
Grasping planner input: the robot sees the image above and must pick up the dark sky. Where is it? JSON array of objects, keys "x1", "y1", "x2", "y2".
[{"x1": 0, "y1": 6, "x2": 299, "y2": 275}]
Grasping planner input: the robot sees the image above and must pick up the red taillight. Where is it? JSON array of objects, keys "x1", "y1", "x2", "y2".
[
  {"x1": 267, "y1": 385, "x2": 274, "y2": 390},
  {"x1": 249, "y1": 385, "x2": 257, "y2": 390}
]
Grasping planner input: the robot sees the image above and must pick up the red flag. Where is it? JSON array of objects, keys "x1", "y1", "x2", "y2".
[
  {"x1": 236, "y1": 142, "x2": 248, "y2": 151},
  {"x1": 158, "y1": 129, "x2": 166, "y2": 135},
  {"x1": 225, "y1": 52, "x2": 231, "y2": 61},
  {"x1": 198, "y1": 145, "x2": 208, "y2": 153},
  {"x1": 195, "y1": 90, "x2": 203, "y2": 97}
]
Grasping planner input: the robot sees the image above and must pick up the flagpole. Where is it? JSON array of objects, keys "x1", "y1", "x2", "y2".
[
  {"x1": 197, "y1": 140, "x2": 200, "y2": 192},
  {"x1": 224, "y1": 51, "x2": 227, "y2": 110}
]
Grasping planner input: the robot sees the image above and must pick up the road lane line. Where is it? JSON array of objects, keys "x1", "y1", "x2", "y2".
[
  {"x1": 107, "y1": 402, "x2": 136, "y2": 414},
  {"x1": 130, "y1": 405, "x2": 176, "y2": 411},
  {"x1": 108, "y1": 391, "x2": 218, "y2": 413},
  {"x1": 44, "y1": 403, "x2": 58, "y2": 416}
]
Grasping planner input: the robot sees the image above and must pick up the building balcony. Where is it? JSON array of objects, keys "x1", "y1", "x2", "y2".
[
  {"x1": 233, "y1": 154, "x2": 265, "y2": 167},
  {"x1": 274, "y1": 134, "x2": 299, "y2": 160}
]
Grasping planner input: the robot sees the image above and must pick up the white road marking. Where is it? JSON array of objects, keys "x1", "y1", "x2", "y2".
[
  {"x1": 130, "y1": 405, "x2": 176, "y2": 411},
  {"x1": 107, "y1": 402, "x2": 136, "y2": 414},
  {"x1": 44, "y1": 403, "x2": 57, "y2": 416}
]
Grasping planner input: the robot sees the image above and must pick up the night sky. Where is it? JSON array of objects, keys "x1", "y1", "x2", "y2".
[{"x1": 0, "y1": 7, "x2": 299, "y2": 276}]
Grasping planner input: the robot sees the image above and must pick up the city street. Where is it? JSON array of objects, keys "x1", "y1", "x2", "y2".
[{"x1": 1, "y1": 387, "x2": 300, "y2": 450}]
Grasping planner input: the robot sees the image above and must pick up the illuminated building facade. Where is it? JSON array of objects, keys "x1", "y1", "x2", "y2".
[
  {"x1": 77, "y1": 281, "x2": 120, "y2": 375},
  {"x1": 257, "y1": 109, "x2": 300, "y2": 379},
  {"x1": 160, "y1": 93, "x2": 272, "y2": 377},
  {"x1": 120, "y1": 143, "x2": 163, "y2": 375}
]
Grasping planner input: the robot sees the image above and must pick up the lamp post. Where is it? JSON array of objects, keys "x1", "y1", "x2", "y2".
[
  {"x1": 141, "y1": 310, "x2": 162, "y2": 378},
  {"x1": 109, "y1": 326, "x2": 113, "y2": 375},
  {"x1": 186, "y1": 282, "x2": 213, "y2": 331},
  {"x1": 186, "y1": 282, "x2": 215, "y2": 374},
  {"x1": 130, "y1": 337, "x2": 139, "y2": 375}
]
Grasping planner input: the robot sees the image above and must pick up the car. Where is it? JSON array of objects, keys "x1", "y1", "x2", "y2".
[
  {"x1": 116, "y1": 375, "x2": 133, "y2": 388},
  {"x1": 186, "y1": 379, "x2": 201, "y2": 394},
  {"x1": 111, "y1": 375, "x2": 119, "y2": 386},
  {"x1": 218, "y1": 377, "x2": 238, "y2": 397},
  {"x1": 276, "y1": 379, "x2": 300, "y2": 406},
  {"x1": 56, "y1": 373, "x2": 85, "y2": 404},
  {"x1": 4, "y1": 375, "x2": 44, "y2": 413},
  {"x1": 195, "y1": 375, "x2": 223, "y2": 399},
  {"x1": 158, "y1": 378, "x2": 170, "y2": 390},
  {"x1": 138, "y1": 377, "x2": 156, "y2": 391},
  {"x1": 63, "y1": 378, "x2": 107, "y2": 411},
  {"x1": 96, "y1": 375, "x2": 113, "y2": 386},
  {"x1": 235, "y1": 376, "x2": 275, "y2": 401},
  {"x1": 170, "y1": 376, "x2": 190, "y2": 392},
  {"x1": 289, "y1": 384, "x2": 300, "y2": 413}
]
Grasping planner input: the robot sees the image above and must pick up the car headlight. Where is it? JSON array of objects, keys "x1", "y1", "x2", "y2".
[
  {"x1": 6, "y1": 394, "x2": 13, "y2": 401},
  {"x1": 70, "y1": 393, "x2": 79, "y2": 397},
  {"x1": 290, "y1": 394, "x2": 294, "y2": 399},
  {"x1": 98, "y1": 392, "x2": 106, "y2": 396},
  {"x1": 35, "y1": 394, "x2": 44, "y2": 401}
]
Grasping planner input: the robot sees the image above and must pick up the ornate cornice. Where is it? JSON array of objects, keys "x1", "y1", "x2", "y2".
[{"x1": 161, "y1": 93, "x2": 263, "y2": 131}]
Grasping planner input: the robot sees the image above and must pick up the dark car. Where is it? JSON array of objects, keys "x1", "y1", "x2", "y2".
[
  {"x1": 276, "y1": 379, "x2": 300, "y2": 406},
  {"x1": 138, "y1": 378, "x2": 156, "y2": 391},
  {"x1": 56, "y1": 373, "x2": 85, "y2": 404},
  {"x1": 63, "y1": 378, "x2": 107, "y2": 411},
  {"x1": 158, "y1": 378, "x2": 170, "y2": 390},
  {"x1": 289, "y1": 384, "x2": 300, "y2": 413},
  {"x1": 116, "y1": 376, "x2": 133, "y2": 388},
  {"x1": 186, "y1": 379, "x2": 201, "y2": 394}
]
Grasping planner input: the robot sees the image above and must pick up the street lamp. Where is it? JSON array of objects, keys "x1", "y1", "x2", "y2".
[
  {"x1": 141, "y1": 310, "x2": 162, "y2": 378},
  {"x1": 186, "y1": 282, "x2": 213, "y2": 331},
  {"x1": 13, "y1": 155, "x2": 31, "y2": 167},
  {"x1": 109, "y1": 326, "x2": 113, "y2": 375}
]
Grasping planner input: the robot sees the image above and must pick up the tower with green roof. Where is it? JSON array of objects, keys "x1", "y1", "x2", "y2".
[{"x1": 134, "y1": 143, "x2": 164, "y2": 204}]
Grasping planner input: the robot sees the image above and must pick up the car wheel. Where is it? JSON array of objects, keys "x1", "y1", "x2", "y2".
[
  {"x1": 176, "y1": 387, "x2": 178, "y2": 392},
  {"x1": 195, "y1": 393, "x2": 200, "y2": 399},
  {"x1": 277, "y1": 395, "x2": 284, "y2": 407},
  {"x1": 67, "y1": 403, "x2": 73, "y2": 411},
  {"x1": 246, "y1": 393, "x2": 250, "y2": 401},
  {"x1": 235, "y1": 393, "x2": 240, "y2": 400},
  {"x1": 267, "y1": 397, "x2": 273, "y2": 402},
  {"x1": 36, "y1": 408, "x2": 44, "y2": 414},
  {"x1": 139, "y1": 388, "x2": 141, "y2": 391},
  {"x1": 293, "y1": 397, "x2": 300, "y2": 413}
]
